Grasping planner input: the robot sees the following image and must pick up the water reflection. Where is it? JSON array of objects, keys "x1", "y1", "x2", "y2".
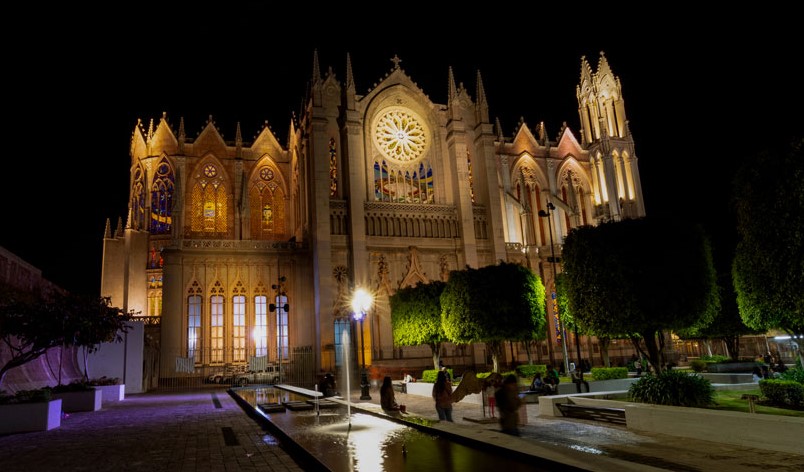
[{"x1": 234, "y1": 387, "x2": 547, "y2": 472}]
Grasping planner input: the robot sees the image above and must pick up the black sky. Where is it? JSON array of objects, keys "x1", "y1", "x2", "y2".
[{"x1": 3, "y1": 6, "x2": 801, "y2": 296}]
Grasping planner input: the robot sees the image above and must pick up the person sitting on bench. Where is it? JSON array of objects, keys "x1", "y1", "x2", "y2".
[{"x1": 529, "y1": 372, "x2": 552, "y2": 394}]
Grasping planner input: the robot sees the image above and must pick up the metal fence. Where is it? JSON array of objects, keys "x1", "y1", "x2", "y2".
[{"x1": 150, "y1": 346, "x2": 316, "y2": 391}]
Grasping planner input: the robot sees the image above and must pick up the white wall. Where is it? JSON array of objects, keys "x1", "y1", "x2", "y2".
[{"x1": 79, "y1": 322, "x2": 145, "y2": 394}]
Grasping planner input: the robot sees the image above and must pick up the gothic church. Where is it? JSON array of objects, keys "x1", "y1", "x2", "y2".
[{"x1": 100, "y1": 51, "x2": 644, "y2": 381}]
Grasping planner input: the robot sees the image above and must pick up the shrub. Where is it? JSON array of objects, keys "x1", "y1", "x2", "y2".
[
  {"x1": 516, "y1": 364, "x2": 546, "y2": 378},
  {"x1": 590, "y1": 367, "x2": 628, "y2": 380},
  {"x1": 51, "y1": 380, "x2": 94, "y2": 393},
  {"x1": 628, "y1": 370, "x2": 714, "y2": 407},
  {"x1": 689, "y1": 360, "x2": 707, "y2": 373},
  {"x1": 780, "y1": 367, "x2": 804, "y2": 384},
  {"x1": 88, "y1": 376, "x2": 120, "y2": 386},
  {"x1": 477, "y1": 370, "x2": 516, "y2": 379},
  {"x1": 0, "y1": 388, "x2": 52, "y2": 405},
  {"x1": 700, "y1": 355, "x2": 730, "y2": 363},
  {"x1": 759, "y1": 379, "x2": 804, "y2": 407},
  {"x1": 421, "y1": 369, "x2": 453, "y2": 383}
]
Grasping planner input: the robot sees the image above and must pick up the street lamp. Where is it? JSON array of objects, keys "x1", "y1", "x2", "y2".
[
  {"x1": 352, "y1": 288, "x2": 373, "y2": 400},
  {"x1": 538, "y1": 202, "x2": 571, "y2": 377}
]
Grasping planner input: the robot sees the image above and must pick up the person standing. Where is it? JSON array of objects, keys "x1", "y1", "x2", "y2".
[
  {"x1": 495, "y1": 374, "x2": 522, "y2": 436},
  {"x1": 432, "y1": 370, "x2": 454, "y2": 422}
]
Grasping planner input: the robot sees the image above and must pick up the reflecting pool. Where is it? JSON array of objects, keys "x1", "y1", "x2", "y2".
[{"x1": 234, "y1": 387, "x2": 560, "y2": 472}]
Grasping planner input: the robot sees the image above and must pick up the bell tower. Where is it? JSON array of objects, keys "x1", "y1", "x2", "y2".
[{"x1": 577, "y1": 52, "x2": 645, "y2": 221}]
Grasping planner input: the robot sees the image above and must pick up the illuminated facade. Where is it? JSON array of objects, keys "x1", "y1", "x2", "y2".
[{"x1": 100, "y1": 52, "x2": 644, "y2": 377}]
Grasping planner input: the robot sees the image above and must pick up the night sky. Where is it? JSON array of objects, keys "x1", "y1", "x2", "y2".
[{"x1": 3, "y1": 6, "x2": 801, "y2": 296}]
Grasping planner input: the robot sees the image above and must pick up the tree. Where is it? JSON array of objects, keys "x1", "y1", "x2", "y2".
[
  {"x1": 441, "y1": 262, "x2": 545, "y2": 372},
  {"x1": 556, "y1": 272, "x2": 617, "y2": 367},
  {"x1": 0, "y1": 285, "x2": 68, "y2": 387},
  {"x1": 0, "y1": 284, "x2": 131, "y2": 387},
  {"x1": 562, "y1": 217, "x2": 719, "y2": 373},
  {"x1": 733, "y1": 137, "x2": 804, "y2": 367},
  {"x1": 390, "y1": 281, "x2": 447, "y2": 370},
  {"x1": 677, "y1": 267, "x2": 761, "y2": 361}
]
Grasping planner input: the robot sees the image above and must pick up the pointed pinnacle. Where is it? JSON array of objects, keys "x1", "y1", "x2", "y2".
[
  {"x1": 312, "y1": 49, "x2": 321, "y2": 82},
  {"x1": 235, "y1": 122, "x2": 243, "y2": 147},
  {"x1": 495, "y1": 117, "x2": 504, "y2": 141},
  {"x1": 476, "y1": 70, "x2": 487, "y2": 105},
  {"x1": 346, "y1": 52, "x2": 355, "y2": 89},
  {"x1": 104, "y1": 218, "x2": 111, "y2": 238},
  {"x1": 448, "y1": 66, "x2": 457, "y2": 103},
  {"x1": 115, "y1": 217, "x2": 123, "y2": 238},
  {"x1": 178, "y1": 117, "x2": 186, "y2": 141}
]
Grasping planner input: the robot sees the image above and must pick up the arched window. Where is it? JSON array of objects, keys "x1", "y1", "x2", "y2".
[
  {"x1": 132, "y1": 166, "x2": 146, "y2": 231},
  {"x1": 254, "y1": 295, "x2": 268, "y2": 357},
  {"x1": 190, "y1": 162, "x2": 227, "y2": 236},
  {"x1": 333, "y1": 318, "x2": 352, "y2": 368},
  {"x1": 150, "y1": 159, "x2": 174, "y2": 234},
  {"x1": 373, "y1": 160, "x2": 433, "y2": 203},
  {"x1": 249, "y1": 166, "x2": 286, "y2": 240},
  {"x1": 147, "y1": 274, "x2": 162, "y2": 316},
  {"x1": 329, "y1": 138, "x2": 338, "y2": 198},
  {"x1": 232, "y1": 282, "x2": 246, "y2": 363},
  {"x1": 188, "y1": 296, "x2": 202, "y2": 360}
]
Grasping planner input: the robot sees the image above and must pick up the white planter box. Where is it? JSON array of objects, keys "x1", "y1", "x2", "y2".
[
  {"x1": 52, "y1": 388, "x2": 102, "y2": 412},
  {"x1": 97, "y1": 384, "x2": 125, "y2": 402},
  {"x1": 0, "y1": 399, "x2": 62, "y2": 434}
]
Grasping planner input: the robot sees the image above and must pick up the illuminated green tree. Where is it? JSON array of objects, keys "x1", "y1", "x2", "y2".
[
  {"x1": 390, "y1": 281, "x2": 447, "y2": 370},
  {"x1": 441, "y1": 262, "x2": 545, "y2": 372},
  {"x1": 733, "y1": 137, "x2": 804, "y2": 366}
]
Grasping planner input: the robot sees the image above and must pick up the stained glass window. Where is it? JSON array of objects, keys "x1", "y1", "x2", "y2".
[
  {"x1": 132, "y1": 166, "x2": 146, "y2": 230},
  {"x1": 150, "y1": 159, "x2": 174, "y2": 234},
  {"x1": 329, "y1": 138, "x2": 338, "y2": 197},
  {"x1": 373, "y1": 109, "x2": 428, "y2": 162},
  {"x1": 249, "y1": 167, "x2": 286, "y2": 240},
  {"x1": 374, "y1": 160, "x2": 433, "y2": 203},
  {"x1": 190, "y1": 162, "x2": 227, "y2": 236},
  {"x1": 467, "y1": 152, "x2": 476, "y2": 203}
]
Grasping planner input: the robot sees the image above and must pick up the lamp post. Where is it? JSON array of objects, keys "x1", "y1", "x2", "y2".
[
  {"x1": 538, "y1": 202, "x2": 571, "y2": 377},
  {"x1": 352, "y1": 288, "x2": 373, "y2": 400}
]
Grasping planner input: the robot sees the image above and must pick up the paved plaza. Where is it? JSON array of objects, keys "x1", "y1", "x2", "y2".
[{"x1": 1, "y1": 387, "x2": 802, "y2": 472}]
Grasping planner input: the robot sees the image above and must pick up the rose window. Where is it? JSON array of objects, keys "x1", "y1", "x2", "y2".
[{"x1": 374, "y1": 110, "x2": 427, "y2": 162}]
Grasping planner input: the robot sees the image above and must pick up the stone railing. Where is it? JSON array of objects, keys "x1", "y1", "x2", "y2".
[
  {"x1": 363, "y1": 202, "x2": 460, "y2": 238},
  {"x1": 180, "y1": 239, "x2": 306, "y2": 251}
]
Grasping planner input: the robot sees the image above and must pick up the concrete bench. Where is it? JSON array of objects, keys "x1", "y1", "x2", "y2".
[
  {"x1": 557, "y1": 402, "x2": 626, "y2": 425},
  {"x1": 392, "y1": 381, "x2": 406, "y2": 393}
]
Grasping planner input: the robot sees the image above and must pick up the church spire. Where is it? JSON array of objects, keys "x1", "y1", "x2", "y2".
[
  {"x1": 495, "y1": 117, "x2": 504, "y2": 142},
  {"x1": 104, "y1": 218, "x2": 111, "y2": 239},
  {"x1": 115, "y1": 217, "x2": 123, "y2": 238}
]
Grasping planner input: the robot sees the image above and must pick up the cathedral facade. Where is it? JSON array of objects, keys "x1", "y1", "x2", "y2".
[{"x1": 100, "y1": 52, "x2": 644, "y2": 382}]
